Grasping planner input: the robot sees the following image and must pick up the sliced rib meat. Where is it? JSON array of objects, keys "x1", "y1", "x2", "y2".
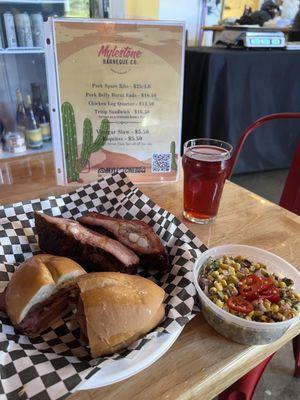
[
  {"x1": 75, "y1": 296, "x2": 88, "y2": 343},
  {"x1": 16, "y1": 283, "x2": 79, "y2": 336},
  {"x1": 78, "y1": 212, "x2": 169, "y2": 270},
  {"x1": 0, "y1": 290, "x2": 6, "y2": 313},
  {"x1": 35, "y1": 212, "x2": 139, "y2": 274}
]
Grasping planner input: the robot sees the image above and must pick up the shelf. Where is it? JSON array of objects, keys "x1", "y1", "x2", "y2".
[
  {"x1": 0, "y1": 47, "x2": 45, "y2": 55},
  {"x1": 0, "y1": 141, "x2": 52, "y2": 161},
  {"x1": 0, "y1": 1, "x2": 65, "y2": 4}
]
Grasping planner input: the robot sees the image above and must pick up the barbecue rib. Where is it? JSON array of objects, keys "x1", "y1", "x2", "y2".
[
  {"x1": 35, "y1": 212, "x2": 139, "y2": 274},
  {"x1": 78, "y1": 212, "x2": 169, "y2": 270}
]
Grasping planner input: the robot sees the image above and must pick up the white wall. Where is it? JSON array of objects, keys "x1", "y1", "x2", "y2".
[
  {"x1": 109, "y1": 0, "x2": 126, "y2": 19},
  {"x1": 159, "y1": 0, "x2": 204, "y2": 46},
  {"x1": 108, "y1": 0, "x2": 204, "y2": 46}
]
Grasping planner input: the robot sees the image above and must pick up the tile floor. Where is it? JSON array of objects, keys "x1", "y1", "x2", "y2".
[{"x1": 230, "y1": 169, "x2": 299, "y2": 400}]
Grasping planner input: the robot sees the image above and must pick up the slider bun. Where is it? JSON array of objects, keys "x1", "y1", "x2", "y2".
[
  {"x1": 77, "y1": 272, "x2": 165, "y2": 357},
  {"x1": 6, "y1": 254, "x2": 86, "y2": 325}
]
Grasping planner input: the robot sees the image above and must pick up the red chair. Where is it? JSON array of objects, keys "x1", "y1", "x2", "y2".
[{"x1": 219, "y1": 113, "x2": 300, "y2": 400}]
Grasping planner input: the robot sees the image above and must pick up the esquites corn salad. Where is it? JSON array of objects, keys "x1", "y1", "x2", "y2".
[{"x1": 199, "y1": 255, "x2": 300, "y2": 322}]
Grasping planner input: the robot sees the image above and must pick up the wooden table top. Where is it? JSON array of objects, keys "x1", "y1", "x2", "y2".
[{"x1": 1, "y1": 153, "x2": 300, "y2": 400}]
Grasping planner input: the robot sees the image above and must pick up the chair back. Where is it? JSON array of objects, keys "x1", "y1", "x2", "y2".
[
  {"x1": 226, "y1": 113, "x2": 300, "y2": 215},
  {"x1": 279, "y1": 142, "x2": 300, "y2": 215}
]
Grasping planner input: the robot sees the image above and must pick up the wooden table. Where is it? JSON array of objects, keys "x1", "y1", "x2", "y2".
[{"x1": 1, "y1": 153, "x2": 300, "y2": 400}]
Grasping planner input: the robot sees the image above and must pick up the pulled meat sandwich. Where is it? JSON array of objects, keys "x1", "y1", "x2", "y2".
[{"x1": 0, "y1": 254, "x2": 86, "y2": 336}]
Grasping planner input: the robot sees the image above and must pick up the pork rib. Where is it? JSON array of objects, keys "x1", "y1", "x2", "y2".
[
  {"x1": 78, "y1": 212, "x2": 169, "y2": 270},
  {"x1": 35, "y1": 212, "x2": 139, "y2": 274}
]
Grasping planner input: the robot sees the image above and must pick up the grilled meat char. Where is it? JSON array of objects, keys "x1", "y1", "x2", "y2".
[
  {"x1": 35, "y1": 212, "x2": 139, "y2": 274},
  {"x1": 78, "y1": 212, "x2": 169, "y2": 270}
]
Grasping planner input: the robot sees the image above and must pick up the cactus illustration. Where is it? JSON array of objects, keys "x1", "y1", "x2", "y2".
[
  {"x1": 78, "y1": 117, "x2": 110, "y2": 172},
  {"x1": 90, "y1": 118, "x2": 110, "y2": 152},
  {"x1": 81, "y1": 118, "x2": 93, "y2": 160},
  {"x1": 61, "y1": 102, "x2": 110, "y2": 178},
  {"x1": 62, "y1": 102, "x2": 79, "y2": 182},
  {"x1": 170, "y1": 140, "x2": 177, "y2": 171}
]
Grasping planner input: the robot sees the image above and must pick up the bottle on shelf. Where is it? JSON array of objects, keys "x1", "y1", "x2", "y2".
[
  {"x1": 25, "y1": 94, "x2": 43, "y2": 149},
  {"x1": 31, "y1": 83, "x2": 51, "y2": 142},
  {"x1": 4, "y1": 130, "x2": 26, "y2": 154},
  {"x1": 16, "y1": 89, "x2": 26, "y2": 134},
  {"x1": 30, "y1": 13, "x2": 45, "y2": 48},
  {"x1": 2, "y1": 12, "x2": 18, "y2": 48},
  {"x1": 14, "y1": 13, "x2": 33, "y2": 48},
  {"x1": 0, "y1": 17, "x2": 5, "y2": 49}
]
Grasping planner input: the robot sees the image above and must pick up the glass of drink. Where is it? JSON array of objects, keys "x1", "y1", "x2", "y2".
[{"x1": 182, "y1": 138, "x2": 233, "y2": 224}]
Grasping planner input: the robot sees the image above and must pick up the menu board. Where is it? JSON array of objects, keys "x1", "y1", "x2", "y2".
[{"x1": 46, "y1": 18, "x2": 185, "y2": 185}]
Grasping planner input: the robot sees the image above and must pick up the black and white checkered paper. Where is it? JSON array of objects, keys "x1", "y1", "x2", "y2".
[{"x1": 0, "y1": 173, "x2": 207, "y2": 399}]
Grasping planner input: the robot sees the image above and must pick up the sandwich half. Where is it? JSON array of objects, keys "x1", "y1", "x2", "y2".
[
  {"x1": 3, "y1": 254, "x2": 86, "y2": 336},
  {"x1": 76, "y1": 272, "x2": 165, "y2": 357}
]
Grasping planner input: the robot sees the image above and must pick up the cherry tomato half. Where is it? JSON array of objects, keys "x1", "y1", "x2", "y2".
[
  {"x1": 260, "y1": 277, "x2": 274, "y2": 292},
  {"x1": 259, "y1": 285, "x2": 281, "y2": 303},
  {"x1": 227, "y1": 296, "x2": 254, "y2": 314},
  {"x1": 239, "y1": 274, "x2": 262, "y2": 301}
]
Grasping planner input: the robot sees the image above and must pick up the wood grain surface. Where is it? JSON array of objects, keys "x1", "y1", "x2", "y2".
[{"x1": 1, "y1": 153, "x2": 300, "y2": 400}]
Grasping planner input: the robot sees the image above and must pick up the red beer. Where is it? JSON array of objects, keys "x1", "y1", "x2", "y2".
[{"x1": 182, "y1": 139, "x2": 233, "y2": 223}]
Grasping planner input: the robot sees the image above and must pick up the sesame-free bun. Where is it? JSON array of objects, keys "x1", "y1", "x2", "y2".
[
  {"x1": 76, "y1": 272, "x2": 165, "y2": 357},
  {"x1": 6, "y1": 254, "x2": 86, "y2": 326}
]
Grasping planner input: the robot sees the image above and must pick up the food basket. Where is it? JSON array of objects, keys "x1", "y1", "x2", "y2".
[
  {"x1": 0, "y1": 173, "x2": 206, "y2": 400},
  {"x1": 193, "y1": 244, "x2": 300, "y2": 345}
]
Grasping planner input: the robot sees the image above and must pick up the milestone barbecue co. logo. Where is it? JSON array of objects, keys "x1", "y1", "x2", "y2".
[{"x1": 98, "y1": 44, "x2": 142, "y2": 65}]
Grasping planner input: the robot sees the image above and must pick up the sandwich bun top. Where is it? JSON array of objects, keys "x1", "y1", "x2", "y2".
[
  {"x1": 76, "y1": 272, "x2": 165, "y2": 357},
  {"x1": 6, "y1": 254, "x2": 86, "y2": 325}
]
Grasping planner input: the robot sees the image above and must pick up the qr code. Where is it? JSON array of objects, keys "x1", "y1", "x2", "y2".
[{"x1": 151, "y1": 153, "x2": 171, "y2": 173}]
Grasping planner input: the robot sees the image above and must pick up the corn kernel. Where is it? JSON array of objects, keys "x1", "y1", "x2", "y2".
[
  {"x1": 209, "y1": 287, "x2": 217, "y2": 294},
  {"x1": 229, "y1": 275, "x2": 239, "y2": 285},
  {"x1": 271, "y1": 304, "x2": 279, "y2": 313},
  {"x1": 228, "y1": 283, "x2": 238, "y2": 295},
  {"x1": 228, "y1": 266, "x2": 236, "y2": 275},
  {"x1": 220, "y1": 263, "x2": 229, "y2": 270},
  {"x1": 263, "y1": 300, "x2": 271, "y2": 310},
  {"x1": 215, "y1": 299, "x2": 224, "y2": 308},
  {"x1": 211, "y1": 271, "x2": 219, "y2": 278},
  {"x1": 220, "y1": 279, "x2": 227, "y2": 287},
  {"x1": 279, "y1": 281, "x2": 286, "y2": 288},
  {"x1": 234, "y1": 263, "x2": 241, "y2": 270},
  {"x1": 253, "y1": 311, "x2": 263, "y2": 317},
  {"x1": 214, "y1": 281, "x2": 223, "y2": 291}
]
